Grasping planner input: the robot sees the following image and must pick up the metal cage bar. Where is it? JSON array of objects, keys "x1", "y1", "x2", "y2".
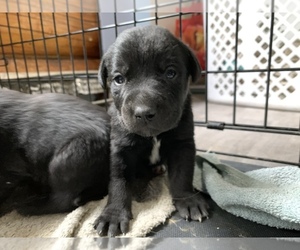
[
  {"x1": 51, "y1": 12, "x2": 65, "y2": 93},
  {"x1": 65, "y1": 0, "x2": 78, "y2": 96},
  {"x1": 232, "y1": 0, "x2": 240, "y2": 125},
  {"x1": 38, "y1": 11, "x2": 53, "y2": 91},
  {"x1": 264, "y1": 0, "x2": 275, "y2": 128},
  {"x1": 16, "y1": 12, "x2": 31, "y2": 93}
]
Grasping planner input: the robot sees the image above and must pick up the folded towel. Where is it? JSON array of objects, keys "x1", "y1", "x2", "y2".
[{"x1": 194, "y1": 153, "x2": 300, "y2": 231}]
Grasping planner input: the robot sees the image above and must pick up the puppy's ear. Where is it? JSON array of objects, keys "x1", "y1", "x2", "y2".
[
  {"x1": 98, "y1": 56, "x2": 108, "y2": 90},
  {"x1": 185, "y1": 46, "x2": 202, "y2": 83}
]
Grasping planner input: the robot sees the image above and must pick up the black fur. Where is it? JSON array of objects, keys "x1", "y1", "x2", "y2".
[
  {"x1": 93, "y1": 26, "x2": 209, "y2": 237},
  {"x1": 0, "y1": 90, "x2": 110, "y2": 215}
]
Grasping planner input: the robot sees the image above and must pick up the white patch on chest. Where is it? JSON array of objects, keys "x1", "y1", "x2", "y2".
[{"x1": 149, "y1": 137, "x2": 161, "y2": 164}]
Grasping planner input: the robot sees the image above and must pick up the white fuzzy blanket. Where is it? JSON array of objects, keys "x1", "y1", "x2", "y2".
[{"x1": 0, "y1": 176, "x2": 175, "y2": 238}]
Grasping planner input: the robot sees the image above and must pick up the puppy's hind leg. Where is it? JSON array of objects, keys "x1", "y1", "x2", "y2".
[
  {"x1": 18, "y1": 133, "x2": 109, "y2": 215},
  {"x1": 16, "y1": 191, "x2": 78, "y2": 216},
  {"x1": 13, "y1": 177, "x2": 75, "y2": 216}
]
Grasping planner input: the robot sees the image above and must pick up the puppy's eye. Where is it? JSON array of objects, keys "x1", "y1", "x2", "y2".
[
  {"x1": 113, "y1": 75, "x2": 125, "y2": 85},
  {"x1": 165, "y1": 68, "x2": 176, "y2": 79}
]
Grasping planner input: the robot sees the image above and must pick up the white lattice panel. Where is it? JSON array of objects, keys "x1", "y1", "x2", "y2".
[{"x1": 206, "y1": 0, "x2": 300, "y2": 111}]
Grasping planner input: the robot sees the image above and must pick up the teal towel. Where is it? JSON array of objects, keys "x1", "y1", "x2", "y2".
[{"x1": 193, "y1": 153, "x2": 300, "y2": 231}]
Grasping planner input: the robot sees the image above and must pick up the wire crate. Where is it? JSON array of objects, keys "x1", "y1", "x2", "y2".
[{"x1": 0, "y1": 0, "x2": 299, "y2": 167}]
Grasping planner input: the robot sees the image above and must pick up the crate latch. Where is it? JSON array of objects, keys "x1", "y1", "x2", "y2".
[{"x1": 207, "y1": 121, "x2": 225, "y2": 130}]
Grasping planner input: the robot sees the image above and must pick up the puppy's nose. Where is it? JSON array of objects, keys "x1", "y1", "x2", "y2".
[{"x1": 134, "y1": 106, "x2": 156, "y2": 121}]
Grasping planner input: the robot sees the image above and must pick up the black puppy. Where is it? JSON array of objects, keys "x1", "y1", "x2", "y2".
[
  {"x1": 0, "y1": 90, "x2": 110, "y2": 215},
  {"x1": 93, "y1": 26, "x2": 209, "y2": 236}
]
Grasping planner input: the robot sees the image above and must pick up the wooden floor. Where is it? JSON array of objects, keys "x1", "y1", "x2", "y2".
[{"x1": 191, "y1": 94, "x2": 300, "y2": 168}]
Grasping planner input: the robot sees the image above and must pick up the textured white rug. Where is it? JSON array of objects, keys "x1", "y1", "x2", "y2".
[{"x1": 0, "y1": 176, "x2": 175, "y2": 238}]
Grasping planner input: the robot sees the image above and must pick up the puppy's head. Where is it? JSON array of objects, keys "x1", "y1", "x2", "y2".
[{"x1": 99, "y1": 26, "x2": 201, "y2": 137}]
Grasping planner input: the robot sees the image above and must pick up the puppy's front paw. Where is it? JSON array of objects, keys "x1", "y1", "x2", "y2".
[
  {"x1": 174, "y1": 191, "x2": 209, "y2": 222},
  {"x1": 93, "y1": 205, "x2": 133, "y2": 237}
]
